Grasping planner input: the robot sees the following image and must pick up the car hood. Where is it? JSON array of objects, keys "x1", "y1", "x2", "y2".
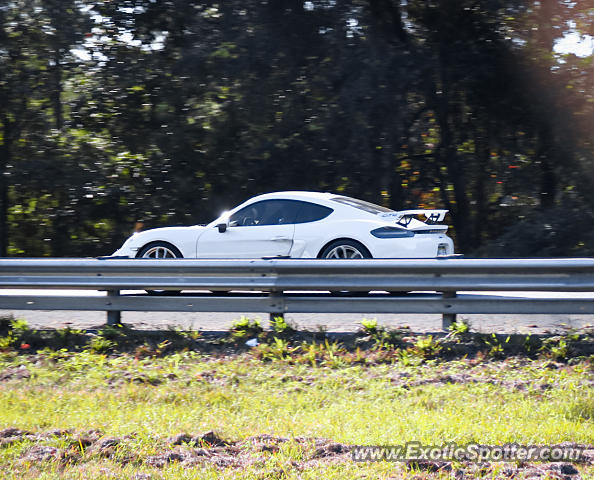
[{"x1": 137, "y1": 225, "x2": 205, "y2": 236}]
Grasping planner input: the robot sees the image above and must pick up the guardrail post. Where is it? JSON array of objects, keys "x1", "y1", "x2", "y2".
[
  {"x1": 106, "y1": 290, "x2": 121, "y2": 325},
  {"x1": 268, "y1": 293, "x2": 285, "y2": 327},
  {"x1": 442, "y1": 291, "x2": 456, "y2": 331}
]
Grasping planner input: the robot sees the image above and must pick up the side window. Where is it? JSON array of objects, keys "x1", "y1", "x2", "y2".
[
  {"x1": 229, "y1": 200, "x2": 299, "y2": 227},
  {"x1": 295, "y1": 202, "x2": 333, "y2": 223}
]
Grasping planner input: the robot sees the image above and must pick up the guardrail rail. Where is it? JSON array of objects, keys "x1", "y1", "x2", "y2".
[{"x1": 1, "y1": 258, "x2": 594, "y2": 330}]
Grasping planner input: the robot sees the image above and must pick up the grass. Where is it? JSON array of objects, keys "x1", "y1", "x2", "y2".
[
  {"x1": 0, "y1": 316, "x2": 593, "y2": 478},
  {"x1": 0, "y1": 348, "x2": 592, "y2": 478}
]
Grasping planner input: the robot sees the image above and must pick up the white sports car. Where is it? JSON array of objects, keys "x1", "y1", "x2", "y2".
[{"x1": 112, "y1": 191, "x2": 454, "y2": 259}]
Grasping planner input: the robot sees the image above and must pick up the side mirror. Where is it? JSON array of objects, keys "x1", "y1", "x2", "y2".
[{"x1": 216, "y1": 222, "x2": 227, "y2": 233}]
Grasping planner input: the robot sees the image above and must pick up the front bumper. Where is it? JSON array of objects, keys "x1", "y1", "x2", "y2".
[{"x1": 110, "y1": 245, "x2": 135, "y2": 258}]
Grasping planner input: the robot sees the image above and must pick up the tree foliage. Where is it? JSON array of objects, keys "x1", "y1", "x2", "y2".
[{"x1": 0, "y1": 0, "x2": 592, "y2": 257}]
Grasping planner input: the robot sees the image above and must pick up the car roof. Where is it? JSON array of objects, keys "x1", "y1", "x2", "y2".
[
  {"x1": 241, "y1": 191, "x2": 383, "y2": 219},
  {"x1": 248, "y1": 191, "x2": 336, "y2": 202}
]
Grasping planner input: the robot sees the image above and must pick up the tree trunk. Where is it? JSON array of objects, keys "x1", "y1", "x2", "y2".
[
  {"x1": 535, "y1": 0, "x2": 557, "y2": 209},
  {"x1": 537, "y1": 124, "x2": 557, "y2": 209},
  {"x1": 473, "y1": 123, "x2": 490, "y2": 247},
  {"x1": 52, "y1": 49, "x2": 63, "y2": 130},
  {"x1": 0, "y1": 118, "x2": 12, "y2": 257},
  {"x1": 435, "y1": 52, "x2": 471, "y2": 252}
]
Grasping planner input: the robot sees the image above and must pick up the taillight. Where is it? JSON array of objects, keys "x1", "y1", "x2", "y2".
[{"x1": 370, "y1": 227, "x2": 415, "y2": 238}]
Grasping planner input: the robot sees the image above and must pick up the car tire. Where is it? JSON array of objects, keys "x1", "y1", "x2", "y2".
[
  {"x1": 320, "y1": 240, "x2": 371, "y2": 295},
  {"x1": 319, "y1": 239, "x2": 371, "y2": 259},
  {"x1": 137, "y1": 241, "x2": 183, "y2": 259},
  {"x1": 137, "y1": 242, "x2": 183, "y2": 295}
]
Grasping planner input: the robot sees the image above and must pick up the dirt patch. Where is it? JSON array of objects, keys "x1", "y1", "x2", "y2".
[
  {"x1": 166, "y1": 430, "x2": 228, "y2": 447},
  {"x1": 146, "y1": 433, "x2": 351, "y2": 469},
  {"x1": 0, "y1": 427, "x2": 72, "y2": 447},
  {"x1": 388, "y1": 372, "x2": 554, "y2": 391},
  {"x1": 4, "y1": 428, "x2": 593, "y2": 477},
  {"x1": 0, "y1": 366, "x2": 31, "y2": 381},
  {"x1": 407, "y1": 459, "x2": 585, "y2": 479}
]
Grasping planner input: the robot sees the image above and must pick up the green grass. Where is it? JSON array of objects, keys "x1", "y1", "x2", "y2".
[{"x1": 0, "y1": 351, "x2": 592, "y2": 478}]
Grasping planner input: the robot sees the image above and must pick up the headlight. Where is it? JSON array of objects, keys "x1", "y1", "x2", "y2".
[{"x1": 370, "y1": 227, "x2": 415, "y2": 238}]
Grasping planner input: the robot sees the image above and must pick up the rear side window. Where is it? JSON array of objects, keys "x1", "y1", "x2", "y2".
[
  {"x1": 331, "y1": 195, "x2": 393, "y2": 214},
  {"x1": 295, "y1": 202, "x2": 333, "y2": 223}
]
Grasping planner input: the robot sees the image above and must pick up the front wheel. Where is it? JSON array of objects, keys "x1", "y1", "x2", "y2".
[
  {"x1": 137, "y1": 242, "x2": 182, "y2": 259},
  {"x1": 137, "y1": 242, "x2": 183, "y2": 294},
  {"x1": 320, "y1": 240, "x2": 371, "y2": 259}
]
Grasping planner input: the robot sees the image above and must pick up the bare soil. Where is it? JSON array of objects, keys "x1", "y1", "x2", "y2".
[{"x1": 3, "y1": 428, "x2": 592, "y2": 478}]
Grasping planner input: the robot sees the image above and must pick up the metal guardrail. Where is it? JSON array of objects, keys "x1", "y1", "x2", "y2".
[{"x1": 1, "y1": 258, "x2": 594, "y2": 330}]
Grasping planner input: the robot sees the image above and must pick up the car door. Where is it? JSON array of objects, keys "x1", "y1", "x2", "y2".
[
  {"x1": 196, "y1": 200, "x2": 298, "y2": 258},
  {"x1": 290, "y1": 201, "x2": 335, "y2": 257}
]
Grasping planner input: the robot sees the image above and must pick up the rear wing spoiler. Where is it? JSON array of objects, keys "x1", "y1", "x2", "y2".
[{"x1": 378, "y1": 209, "x2": 449, "y2": 227}]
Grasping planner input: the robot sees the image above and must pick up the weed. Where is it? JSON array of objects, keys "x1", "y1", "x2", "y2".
[
  {"x1": 9, "y1": 318, "x2": 29, "y2": 335},
  {"x1": 448, "y1": 319, "x2": 471, "y2": 338},
  {"x1": 253, "y1": 337, "x2": 296, "y2": 361},
  {"x1": 298, "y1": 341, "x2": 321, "y2": 367},
  {"x1": 181, "y1": 330, "x2": 202, "y2": 341},
  {"x1": 360, "y1": 318, "x2": 378, "y2": 335},
  {"x1": 264, "y1": 339, "x2": 351, "y2": 367},
  {"x1": 359, "y1": 319, "x2": 402, "y2": 349},
  {"x1": 480, "y1": 334, "x2": 510, "y2": 359},
  {"x1": 320, "y1": 339, "x2": 347, "y2": 368},
  {"x1": 49, "y1": 327, "x2": 87, "y2": 349},
  {"x1": 397, "y1": 348, "x2": 424, "y2": 366},
  {"x1": 0, "y1": 336, "x2": 13, "y2": 351},
  {"x1": 98, "y1": 323, "x2": 131, "y2": 340},
  {"x1": 0, "y1": 318, "x2": 43, "y2": 351},
  {"x1": 229, "y1": 316, "x2": 263, "y2": 343},
  {"x1": 88, "y1": 336, "x2": 115, "y2": 354},
  {"x1": 155, "y1": 340, "x2": 173, "y2": 356},
  {"x1": 36, "y1": 347, "x2": 71, "y2": 361},
  {"x1": 341, "y1": 346, "x2": 367, "y2": 365},
  {"x1": 474, "y1": 334, "x2": 509, "y2": 359},
  {"x1": 410, "y1": 335, "x2": 443, "y2": 359},
  {"x1": 488, "y1": 342, "x2": 505, "y2": 359},
  {"x1": 523, "y1": 334, "x2": 541, "y2": 356},
  {"x1": 270, "y1": 316, "x2": 296, "y2": 337},
  {"x1": 541, "y1": 336, "x2": 570, "y2": 361}
]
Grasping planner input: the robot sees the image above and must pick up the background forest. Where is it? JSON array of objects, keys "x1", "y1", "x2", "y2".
[{"x1": 0, "y1": 0, "x2": 592, "y2": 258}]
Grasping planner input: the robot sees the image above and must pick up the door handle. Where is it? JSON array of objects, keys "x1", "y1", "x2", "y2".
[{"x1": 270, "y1": 236, "x2": 290, "y2": 241}]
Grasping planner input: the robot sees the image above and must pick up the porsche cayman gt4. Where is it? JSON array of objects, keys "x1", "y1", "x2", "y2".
[{"x1": 112, "y1": 191, "x2": 455, "y2": 259}]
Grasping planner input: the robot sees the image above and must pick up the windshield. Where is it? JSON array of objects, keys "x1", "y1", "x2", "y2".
[{"x1": 330, "y1": 196, "x2": 394, "y2": 215}]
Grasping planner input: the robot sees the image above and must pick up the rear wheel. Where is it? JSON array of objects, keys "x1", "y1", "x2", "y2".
[
  {"x1": 137, "y1": 242, "x2": 183, "y2": 294},
  {"x1": 320, "y1": 239, "x2": 371, "y2": 259},
  {"x1": 320, "y1": 240, "x2": 371, "y2": 295}
]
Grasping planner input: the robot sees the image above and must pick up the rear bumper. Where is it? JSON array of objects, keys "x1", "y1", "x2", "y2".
[{"x1": 369, "y1": 234, "x2": 455, "y2": 258}]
